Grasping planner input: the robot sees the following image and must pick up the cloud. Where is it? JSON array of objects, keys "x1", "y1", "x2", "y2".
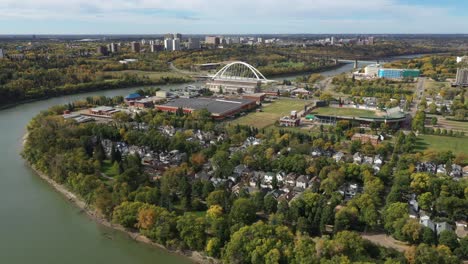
[{"x1": 0, "y1": 0, "x2": 466, "y2": 33}]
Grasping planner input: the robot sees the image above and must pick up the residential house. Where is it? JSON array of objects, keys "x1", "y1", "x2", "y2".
[
  {"x1": 233, "y1": 164, "x2": 249, "y2": 176},
  {"x1": 463, "y1": 166, "x2": 468, "y2": 177},
  {"x1": 450, "y1": 164, "x2": 463, "y2": 178},
  {"x1": 338, "y1": 183, "x2": 362, "y2": 200},
  {"x1": 285, "y1": 173, "x2": 298, "y2": 187},
  {"x1": 420, "y1": 215, "x2": 436, "y2": 232},
  {"x1": 363, "y1": 156, "x2": 374, "y2": 165},
  {"x1": 435, "y1": 222, "x2": 453, "y2": 235},
  {"x1": 374, "y1": 155, "x2": 383, "y2": 166},
  {"x1": 437, "y1": 165, "x2": 447, "y2": 175},
  {"x1": 276, "y1": 172, "x2": 286, "y2": 183},
  {"x1": 295, "y1": 175, "x2": 309, "y2": 189},
  {"x1": 333, "y1": 152, "x2": 345, "y2": 163},
  {"x1": 353, "y1": 152, "x2": 362, "y2": 164},
  {"x1": 456, "y1": 221, "x2": 467, "y2": 238}
]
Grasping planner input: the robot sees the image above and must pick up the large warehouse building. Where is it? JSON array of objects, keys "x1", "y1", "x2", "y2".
[{"x1": 155, "y1": 98, "x2": 257, "y2": 120}]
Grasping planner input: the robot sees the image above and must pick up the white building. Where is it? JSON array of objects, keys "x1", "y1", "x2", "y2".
[
  {"x1": 364, "y1": 64, "x2": 382, "y2": 77},
  {"x1": 172, "y1": 39, "x2": 181, "y2": 51},
  {"x1": 456, "y1": 56, "x2": 468, "y2": 63},
  {"x1": 0, "y1": 48, "x2": 3, "y2": 59},
  {"x1": 164, "y1": 39, "x2": 173, "y2": 51}
]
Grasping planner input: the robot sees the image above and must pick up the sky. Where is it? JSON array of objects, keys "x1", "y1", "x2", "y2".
[{"x1": 0, "y1": 0, "x2": 467, "y2": 34}]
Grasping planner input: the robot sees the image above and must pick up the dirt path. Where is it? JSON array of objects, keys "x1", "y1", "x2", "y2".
[{"x1": 361, "y1": 233, "x2": 410, "y2": 252}]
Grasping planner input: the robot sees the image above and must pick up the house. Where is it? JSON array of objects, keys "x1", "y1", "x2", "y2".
[
  {"x1": 455, "y1": 221, "x2": 467, "y2": 238},
  {"x1": 311, "y1": 148, "x2": 323, "y2": 157},
  {"x1": 276, "y1": 172, "x2": 286, "y2": 183},
  {"x1": 295, "y1": 175, "x2": 309, "y2": 189},
  {"x1": 420, "y1": 215, "x2": 436, "y2": 232},
  {"x1": 437, "y1": 165, "x2": 447, "y2": 175},
  {"x1": 333, "y1": 152, "x2": 345, "y2": 163},
  {"x1": 264, "y1": 172, "x2": 276, "y2": 184},
  {"x1": 249, "y1": 172, "x2": 264, "y2": 188},
  {"x1": 228, "y1": 174, "x2": 240, "y2": 183},
  {"x1": 374, "y1": 155, "x2": 383, "y2": 166},
  {"x1": 450, "y1": 164, "x2": 463, "y2": 178},
  {"x1": 351, "y1": 133, "x2": 380, "y2": 146},
  {"x1": 285, "y1": 173, "x2": 298, "y2": 187},
  {"x1": 435, "y1": 222, "x2": 453, "y2": 235},
  {"x1": 338, "y1": 183, "x2": 362, "y2": 200},
  {"x1": 210, "y1": 177, "x2": 226, "y2": 187},
  {"x1": 233, "y1": 164, "x2": 249, "y2": 176},
  {"x1": 194, "y1": 171, "x2": 210, "y2": 181},
  {"x1": 353, "y1": 152, "x2": 362, "y2": 164},
  {"x1": 363, "y1": 156, "x2": 374, "y2": 165},
  {"x1": 463, "y1": 166, "x2": 468, "y2": 177},
  {"x1": 267, "y1": 189, "x2": 285, "y2": 201}
]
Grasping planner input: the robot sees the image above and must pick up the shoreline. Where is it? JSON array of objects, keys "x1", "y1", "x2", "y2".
[
  {"x1": 22, "y1": 131, "x2": 214, "y2": 264},
  {"x1": 27, "y1": 164, "x2": 213, "y2": 264}
]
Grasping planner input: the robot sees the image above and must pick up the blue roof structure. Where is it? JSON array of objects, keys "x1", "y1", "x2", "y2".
[{"x1": 125, "y1": 93, "x2": 141, "y2": 100}]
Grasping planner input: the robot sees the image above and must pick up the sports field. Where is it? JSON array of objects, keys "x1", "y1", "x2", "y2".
[
  {"x1": 311, "y1": 107, "x2": 381, "y2": 118},
  {"x1": 230, "y1": 99, "x2": 311, "y2": 128},
  {"x1": 415, "y1": 135, "x2": 468, "y2": 155}
]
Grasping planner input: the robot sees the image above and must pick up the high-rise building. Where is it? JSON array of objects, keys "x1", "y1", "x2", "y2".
[
  {"x1": 331, "y1": 36, "x2": 336, "y2": 45},
  {"x1": 205, "y1": 36, "x2": 220, "y2": 45},
  {"x1": 164, "y1": 39, "x2": 173, "y2": 51},
  {"x1": 141, "y1": 39, "x2": 147, "y2": 45},
  {"x1": 455, "y1": 68, "x2": 468, "y2": 87},
  {"x1": 172, "y1": 39, "x2": 181, "y2": 51},
  {"x1": 173, "y1": 33, "x2": 182, "y2": 40},
  {"x1": 109, "y1": 43, "x2": 119, "y2": 53},
  {"x1": 0, "y1": 48, "x2": 4, "y2": 59},
  {"x1": 131, "y1": 42, "x2": 141, "y2": 53},
  {"x1": 164, "y1": 33, "x2": 174, "y2": 40},
  {"x1": 150, "y1": 44, "x2": 162, "y2": 53},
  {"x1": 257, "y1": 37, "x2": 263, "y2": 43},
  {"x1": 187, "y1": 38, "x2": 200, "y2": 50},
  {"x1": 368, "y1": 37, "x2": 374, "y2": 45},
  {"x1": 96, "y1": 46, "x2": 109, "y2": 55}
]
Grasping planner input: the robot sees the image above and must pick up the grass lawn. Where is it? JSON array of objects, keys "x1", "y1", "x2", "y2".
[
  {"x1": 230, "y1": 99, "x2": 312, "y2": 128},
  {"x1": 311, "y1": 107, "x2": 380, "y2": 118},
  {"x1": 415, "y1": 135, "x2": 468, "y2": 155},
  {"x1": 102, "y1": 160, "x2": 119, "y2": 177},
  {"x1": 103, "y1": 70, "x2": 187, "y2": 80}
]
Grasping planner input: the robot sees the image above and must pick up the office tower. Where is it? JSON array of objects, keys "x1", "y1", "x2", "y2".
[
  {"x1": 173, "y1": 33, "x2": 182, "y2": 40},
  {"x1": 109, "y1": 43, "x2": 118, "y2": 53},
  {"x1": 164, "y1": 39, "x2": 173, "y2": 51},
  {"x1": 172, "y1": 39, "x2": 181, "y2": 51},
  {"x1": 205, "y1": 36, "x2": 220, "y2": 45},
  {"x1": 131, "y1": 42, "x2": 141, "y2": 53},
  {"x1": 0, "y1": 49, "x2": 4, "y2": 59},
  {"x1": 164, "y1": 33, "x2": 174, "y2": 40},
  {"x1": 187, "y1": 38, "x2": 200, "y2": 50},
  {"x1": 96, "y1": 46, "x2": 109, "y2": 55},
  {"x1": 456, "y1": 68, "x2": 468, "y2": 86}
]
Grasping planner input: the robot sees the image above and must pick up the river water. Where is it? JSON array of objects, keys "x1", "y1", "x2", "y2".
[{"x1": 0, "y1": 54, "x2": 427, "y2": 264}]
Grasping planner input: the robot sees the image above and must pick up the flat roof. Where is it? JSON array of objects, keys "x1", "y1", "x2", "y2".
[{"x1": 158, "y1": 97, "x2": 255, "y2": 116}]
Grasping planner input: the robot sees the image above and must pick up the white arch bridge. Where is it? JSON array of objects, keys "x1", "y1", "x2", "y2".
[{"x1": 210, "y1": 61, "x2": 273, "y2": 83}]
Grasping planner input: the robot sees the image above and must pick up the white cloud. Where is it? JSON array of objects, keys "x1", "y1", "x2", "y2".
[{"x1": 0, "y1": 0, "x2": 465, "y2": 33}]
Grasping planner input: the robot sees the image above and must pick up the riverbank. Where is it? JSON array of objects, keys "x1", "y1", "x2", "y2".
[
  {"x1": 27, "y1": 163, "x2": 215, "y2": 263},
  {"x1": 22, "y1": 129, "x2": 214, "y2": 264}
]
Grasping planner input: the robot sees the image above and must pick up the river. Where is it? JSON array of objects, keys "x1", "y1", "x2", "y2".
[{"x1": 0, "y1": 54, "x2": 427, "y2": 264}]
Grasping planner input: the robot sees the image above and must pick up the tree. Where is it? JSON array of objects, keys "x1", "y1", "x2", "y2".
[
  {"x1": 264, "y1": 195, "x2": 278, "y2": 214},
  {"x1": 418, "y1": 192, "x2": 434, "y2": 211},
  {"x1": 222, "y1": 222, "x2": 294, "y2": 264},
  {"x1": 438, "y1": 230, "x2": 459, "y2": 251},
  {"x1": 454, "y1": 236, "x2": 468, "y2": 259},
  {"x1": 431, "y1": 117, "x2": 438, "y2": 126},
  {"x1": 112, "y1": 201, "x2": 145, "y2": 228},
  {"x1": 383, "y1": 202, "x2": 408, "y2": 233},
  {"x1": 176, "y1": 213, "x2": 206, "y2": 250},
  {"x1": 422, "y1": 227, "x2": 436, "y2": 245},
  {"x1": 206, "y1": 190, "x2": 230, "y2": 211},
  {"x1": 229, "y1": 198, "x2": 257, "y2": 226},
  {"x1": 402, "y1": 218, "x2": 422, "y2": 243}
]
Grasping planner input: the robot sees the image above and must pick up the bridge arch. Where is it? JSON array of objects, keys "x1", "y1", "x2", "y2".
[{"x1": 212, "y1": 61, "x2": 269, "y2": 82}]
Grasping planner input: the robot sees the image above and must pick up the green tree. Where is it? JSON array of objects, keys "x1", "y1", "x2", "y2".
[
  {"x1": 229, "y1": 198, "x2": 257, "y2": 226},
  {"x1": 438, "y1": 230, "x2": 460, "y2": 251},
  {"x1": 176, "y1": 213, "x2": 207, "y2": 251}
]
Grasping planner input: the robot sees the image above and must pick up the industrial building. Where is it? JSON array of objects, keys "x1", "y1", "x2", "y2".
[
  {"x1": 155, "y1": 98, "x2": 257, "y2": 120},
  {"x1": 378, "y1": 68, "x2": 420, "y2": 79},
  {"x1": 206, "y1": 79, "x2": 261, "y2": 94}
]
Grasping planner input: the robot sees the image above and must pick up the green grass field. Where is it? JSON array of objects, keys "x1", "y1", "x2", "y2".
[
  {"x1": 415, "y1": 135, "x2": 468, "y2": 155},
  {"x1": 311, "y1": 107, "x2": 380, "y2": 118},
  {"x1": 230, "y1": 99, "x2": 312, "y2": 128},
  {"x1": 102, "y1": 160, "x2": 119, "y2": 177}
]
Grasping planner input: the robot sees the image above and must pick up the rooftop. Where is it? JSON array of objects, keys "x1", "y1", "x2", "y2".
[{"x1": 158, "y1": 97, "x2": 255, "y2": 116}]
